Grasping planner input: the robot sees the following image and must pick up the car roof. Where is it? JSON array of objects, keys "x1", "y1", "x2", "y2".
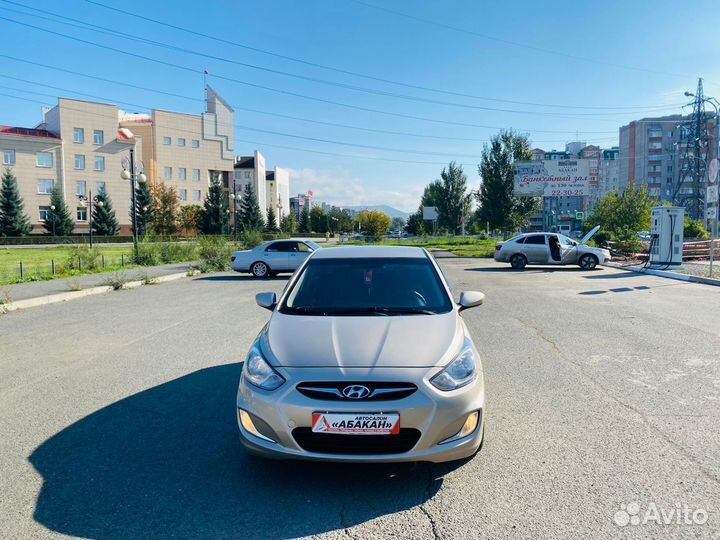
[{"x1": 311, "y1": 245, "x2": 427, "y2": 259}]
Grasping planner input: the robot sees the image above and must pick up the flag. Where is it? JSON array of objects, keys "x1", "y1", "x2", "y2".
[{"x1": 203, "y1": 70, "x2": 209, "y2": 75}]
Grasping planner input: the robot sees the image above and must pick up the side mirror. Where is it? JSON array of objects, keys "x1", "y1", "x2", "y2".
[
  {"x1": 458, "y1": 291, "x2": 484, "y2": 311},
  {"x1": 255, "y1": 292, "x2": 277, "y2": 311},
  {"x1": 572, "y1": 241, "x2": 577, "y2": 246}
]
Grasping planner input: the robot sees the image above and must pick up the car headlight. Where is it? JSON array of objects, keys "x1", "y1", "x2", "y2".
[
  {"x1": 243, "y1": 345, "x2": 285, "y2": 391},
  {"x1": 430, "y1": 339, "x2": 477, "y2": 391}
]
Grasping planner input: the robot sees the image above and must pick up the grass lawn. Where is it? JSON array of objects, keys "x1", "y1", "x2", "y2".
[
  {"x1": 346, "y1": 236, "x2": 498, "y2": 258},
  {"x1": 0, "y1": 246, "x2": 133, "y2": 285}
]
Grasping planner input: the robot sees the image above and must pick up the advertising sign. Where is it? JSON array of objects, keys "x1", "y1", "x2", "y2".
[
  {"x1": 422, "y1": 206, "x2": 439, "y2": 221},
  {"x1": 514, "y1": 159, "x2": 590, "y2": 197},
  {"x1": 707, "y1": 185, "x2": 719, "y2": 204}
]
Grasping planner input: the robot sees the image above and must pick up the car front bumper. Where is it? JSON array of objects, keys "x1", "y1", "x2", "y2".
[{"x1": 236, "y1": 366, "x2": 485, "y2": 463}]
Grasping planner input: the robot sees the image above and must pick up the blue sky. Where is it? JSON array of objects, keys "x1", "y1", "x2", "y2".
[{"x1": 1, "y1": 0, "x2": 719, "y2": 211}]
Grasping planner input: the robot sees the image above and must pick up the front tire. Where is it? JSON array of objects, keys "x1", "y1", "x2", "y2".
[
  {"x1": 579, "y1": 254, "x2": 598, "y2": 270},
  {"x1": 510, "y1": 254, "x2": 527, "y2": 270},
  {"x1": 251, "y1": 261, "x2": 270, "y2": 278}
]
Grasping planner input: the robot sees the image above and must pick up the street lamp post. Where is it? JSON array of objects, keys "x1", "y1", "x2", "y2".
[
  {"x1": 684, "y1": 90, "x2": 719, "y2": 276},
  {"x1": 121, "y1": 148, "x2": 147, "y2": 261},
  {"x1": 78, "y1": 190, "x2": 103, "y2": 248},
  {"x1": 50, "y1": 204, "x2": 56, "y2": 237}
]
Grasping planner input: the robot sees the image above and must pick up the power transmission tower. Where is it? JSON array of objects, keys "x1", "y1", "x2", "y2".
[{"x1": 673, "y1": 78, "x2": 710, "y2": 219}]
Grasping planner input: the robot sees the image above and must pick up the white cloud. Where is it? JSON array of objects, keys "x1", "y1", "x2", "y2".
[{"x1": 287, "y1": 167, "x2": 422, "y2": 212}]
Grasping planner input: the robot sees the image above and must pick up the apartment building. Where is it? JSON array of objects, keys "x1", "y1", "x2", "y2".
[
  {"x1": 0, "y1": 126, "x2": 63, "y2": 233},
  {"x1": 265, "y1": 167, "x2": 290, "y2": 225},
  {"x1": 598, "y1": 147, "x2": 620, "y2": 198},
  {"x1": 289, "y1": 191, "x2": 314, "y2": 220},
  {"x1": 120, "y1": 85, "x2": 235, "y2": 207},
  {"x1": 233, "y1": 150, "x2": 267, "y2": 217}
]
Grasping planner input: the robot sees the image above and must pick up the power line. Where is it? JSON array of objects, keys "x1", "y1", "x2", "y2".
[
  {"x1": 77, "y1": 0, "x2": 683, "y2": 112},
  {"x1": 0, "y1": 17, "x2": 621, "y2": 134},
  {"x1": 0, "y1": 54, "x2": 618, "y2": 144},
  {"x1": 0, "y1": 6, "x2": 676, "y2": 120}
]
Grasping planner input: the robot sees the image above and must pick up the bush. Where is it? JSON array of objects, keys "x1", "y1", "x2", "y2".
[
  {"x1": 612, "y1": 228, "x2": 642, "y2": 256},
  {"x1": 65, "y1": 245, "x2": 102, "y2": 270},
  {"x1": 239, "y1": 229, "x2": 264, "y2": 249},
  {"x1": 132, "y1": 236, "x2": 198, "y2": 266},
  {"x1": 198, "y1": 236, "x2": 233, "y2": 272},
  {"x1": 684, "y1": 218, "x2": 709, "y2": 240},
  {"x1": 132, "y1": 242, "x2": 160, "y2": 266}
]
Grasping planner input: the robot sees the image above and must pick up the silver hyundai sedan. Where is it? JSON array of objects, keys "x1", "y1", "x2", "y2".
[{"x1": 236, "y1": 246, "x2": 486, "y2": 463}]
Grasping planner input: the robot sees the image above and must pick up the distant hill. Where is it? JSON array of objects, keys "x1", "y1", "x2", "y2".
[{"x1": 344, "y1": 205, "x2": 411, "y2": 219}]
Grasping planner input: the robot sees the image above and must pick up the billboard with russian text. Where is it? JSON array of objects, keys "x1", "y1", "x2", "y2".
[{"x1": 514, "y1": 159, "x2": 590, "y2": 197}]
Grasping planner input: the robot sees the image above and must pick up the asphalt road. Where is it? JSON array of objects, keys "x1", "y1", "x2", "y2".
[{"x1": 1, "y1": 258, "x2": 719, "y2": 540}]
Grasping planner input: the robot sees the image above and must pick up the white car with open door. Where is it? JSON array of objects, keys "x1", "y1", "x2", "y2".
[
  {"x1": 493, "y1": 226, "x2": 610, "y2": 270},
  {"x1": 231, "y1": 239, "x2": 322, "y2": 278}
]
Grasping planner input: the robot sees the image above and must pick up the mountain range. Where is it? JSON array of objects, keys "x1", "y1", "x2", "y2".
[{"x1": 342, "y1": 205, "x2": 411, "y2": 219}]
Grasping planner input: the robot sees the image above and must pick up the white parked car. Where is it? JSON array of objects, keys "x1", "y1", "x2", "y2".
[
  {"x1": 494, "y1": 226, "x2": 610, "y2": 270},
  {"x1": 231, "y1": 239, "x2": 322, "y2": 278}
]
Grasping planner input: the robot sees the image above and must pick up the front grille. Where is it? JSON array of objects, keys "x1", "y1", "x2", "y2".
[
  {"x1": 296, "y1": 381, "x2": 417, "y2": 401},
  {"x1": 292, "y1": 428, "x2": 421, "y2": 455}
]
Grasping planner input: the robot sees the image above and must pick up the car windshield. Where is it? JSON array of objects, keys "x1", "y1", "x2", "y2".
[{"x1": 280, "y1": 257, "x2": 453, "y2": 316}]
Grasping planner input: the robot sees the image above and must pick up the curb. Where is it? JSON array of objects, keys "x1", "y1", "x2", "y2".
[
  {"x1": 606, "y1": 262, "x2": 720, "y2": 287},
  {"x1": 0, "y1": 271, "x2": 188, "y2": 314}
]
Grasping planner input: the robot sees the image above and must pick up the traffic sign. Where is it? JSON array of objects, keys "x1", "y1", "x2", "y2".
[
  {"x1": 708, "y1": 207, "x2": 718, "y2": 220},
  {"x1": 575, "y1": 211, "x2": 585, "y2": 220},
  {"x1": 707, "y1": 185, "x2": 719, "y2": 204},
  {"x1": 709, "y1": 158, "x2": 718, "y2": 185}
]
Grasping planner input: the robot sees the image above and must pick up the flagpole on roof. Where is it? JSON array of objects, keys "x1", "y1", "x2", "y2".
[{"x1": 203, "y1": 69, "x2": 209, "y2": 110}]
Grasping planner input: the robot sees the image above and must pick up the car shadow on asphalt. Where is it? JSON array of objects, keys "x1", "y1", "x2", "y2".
[
  {"x1": 194, "y1": 274, "x2": 287, "y2": 282},
  {"x1": 464, "y1": 266, "x2": 599, "y2": 273},
  {"x1": 29, "y1": 363, "x2": 459, "y2": 540}
]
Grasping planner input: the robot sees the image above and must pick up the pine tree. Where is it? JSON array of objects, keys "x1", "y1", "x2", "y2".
[
  {"x1": 265, "y1": 206, "x2": 278, "y2": 232},
  {"x1": 299, "y1": 207, "x2": 311, "y2": 233},
  {"x1": 0, "y1": 168, "x2": 32, "y2": 236},
  {"x1": 92, "y1": 185, "x2": 119, "y2": 236},
  {"x1": 133, "y1": 180, "x2": 154, "y2": 236},
  {"x1": 237, "y1": 182, "x2": 265, "y2": 231},
  {"x1": 280, "y1": 211, "x2": 297, "y2": 233},
  {"x1": 200, "y1": 174, "x2": 229, "y2": 234},
  {"x1": 43, "y1": 184, "x2": 74, "y2": 236}
]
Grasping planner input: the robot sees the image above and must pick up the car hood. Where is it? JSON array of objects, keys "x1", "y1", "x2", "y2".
[{"x1": 264, "y1": 311, "x2": 463, "y2": 368}]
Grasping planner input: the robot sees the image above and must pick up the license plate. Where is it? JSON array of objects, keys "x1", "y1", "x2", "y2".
[{"x1": 312, "y1": 412, "x2": 400, "y2": 435}]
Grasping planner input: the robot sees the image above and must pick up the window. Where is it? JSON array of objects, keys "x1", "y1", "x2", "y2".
[
  {"x1": 244, "y1": 171, "x2": 252, "y2": 179},
  {"x1": 179, "y1": 189, "x2": 187, "y2": 201},
  {"x1": 164, "y1": 166, "x2": 172, "y2": 180},
  {"x1": 3, "y1": 149, "x2": 15, "y2": 165},
  {"x1": 179, "y1": 167, "x2": 187, "y2": 181},
  {"x1": 266, "y1": 241, "x2": 291, "y2": 252},
  {"x1": 163, "y1": 136, "x2": 172, "y2": 145},
  {"x1": 667, "y1": 166, "x2": 673, "y2": 173},
  {"x1": 94, "y1": 156, "x2": 105, "y2": 171},
  {"x1": 297, "y1": 242, "x2": 311, "y2": 252},
  {"x1": 192, "y1": 168, "x2": 201, "y2": 181},
  {"x1": 648, "y1": 142, "x2": 662, "y2": 150},
  {"x1": 177, "y1": 138, "x2": 186, "y2": 147},
  {"x1": 524, "y1": 235, "x2": 546, "y2": 245},
  {"x1": 37, "y1": 179, "x2": 54, "y2": 194},
  {"x1": 76, "y1": 180, "x2": 87, "y2": 196},
  {"x1": 73, "y1": 127, "x2": 84, "y2": 144},
  {"x1": 93, "y1": 130, "x2": 104, "y2": 145},
  {"x1": 39, "y1": 206, "x2": 51, "y2": 222},
  {"x1": 36, "y1": 152, "x2": 53, "y2": 168},
  {"x1": 191, "y1": 139, "x2": 199, "y2": 148},
  {"x1": 193, "y1": 189, "x2": 201, "y2": 201},
  {"x1": 648, "y1": 155, "x2": 662, "y2": 162},
  {"x1": 76, "y1": 207, "x2": 88, "y2": 222},
  {"x1": 74, "y1": 154, "x2": 85, "y2": 170}
]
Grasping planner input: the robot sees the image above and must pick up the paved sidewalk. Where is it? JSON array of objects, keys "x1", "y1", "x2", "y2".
[{"x1": 0, "y1": 263, "x2": 194, "y2": 302}]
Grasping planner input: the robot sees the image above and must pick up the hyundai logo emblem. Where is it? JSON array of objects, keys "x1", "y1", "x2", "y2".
[{"x1": 342, "y1": 385, "x2": 371, "y2": 399}]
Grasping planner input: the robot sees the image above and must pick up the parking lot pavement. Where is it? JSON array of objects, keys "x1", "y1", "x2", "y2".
[{"x1": 1, "y1": 259, "x2": 719, "y2": 540}]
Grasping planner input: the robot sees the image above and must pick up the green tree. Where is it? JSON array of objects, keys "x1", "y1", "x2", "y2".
[
  {"x1": 133, "y1": 180, "x2": 154, "y2": 236},
  {"x1": 328, "y1": 207, "x2": 354, "y2": 232},
  {"x1": 391, "y1": 216, "x2": 406, "y2": 232},
  {"x1": 92, "y1": 184, "x2": 118, "y2": 236},
  {"x1": 237, "y1": 182, "x2": 264, "y2": 231},
  {"x1": 0, "y1": 168, "x2": 32, "y2": 236},
  {"x1": 356, "y1": 210, "x2": 392, "y2": 240},
  {"x1": 405, "y1": 211, "x2": 426, "y2": 236},
  {"x1": 43, "y1": 184, "x2": 74, "y2": 236},
  {"x1": 201, "y1": 174, "x2": 229, "y2": 234},
  {"x1": 585, "y1": 184, "x2": 655, "y2": 252},
  {"x1": 476, "y1": 130, "x2": 540, "y2": 230},
  {"x1": 280, "y1": 211, "x2": 298, "y2": 233},
  {"x1": 265, "y1": 205, "x2": 279, "y2": 232},
  {"x1": 152, "y1": 182, "x2": 179, "y2": 235},
  {"x1": 178, "y1": 204, "x2": 202, "y2": 236},
  {"x1": 299, "y1": 207, "x2": 311, "y2": 233},
  {"x1": 309, "y1": 206, "x2": 327, "y2": 233},
  {"x1": 433, "y1": 162, "x2": 473, "y2": 234}
]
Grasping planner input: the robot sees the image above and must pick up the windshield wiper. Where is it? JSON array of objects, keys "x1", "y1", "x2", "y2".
[
  {"x1": 324, "y1": 307, "x2": 436, "y2": 316},
  {"x1": 282, "y1": 306, "x2": 328, "y2": 316}
]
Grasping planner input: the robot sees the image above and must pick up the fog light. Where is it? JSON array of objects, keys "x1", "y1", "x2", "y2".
[
  {"x1": 238, "y1": 409, "x2": 276, "y2": 443},
  {"x1": 439, "y1": 411, "x2": 479, "y2": 445}
]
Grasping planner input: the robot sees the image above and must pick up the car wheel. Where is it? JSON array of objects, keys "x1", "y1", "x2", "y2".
[
  {"x1": 509, "y1": 254, "x2": 527, "y2": 270},
  {"x1": 579, "y1": 254, "x2": 598, "y2": 270},
  {"x1": 251, "y1": 261, "x2": 270, "y2": 278}
]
